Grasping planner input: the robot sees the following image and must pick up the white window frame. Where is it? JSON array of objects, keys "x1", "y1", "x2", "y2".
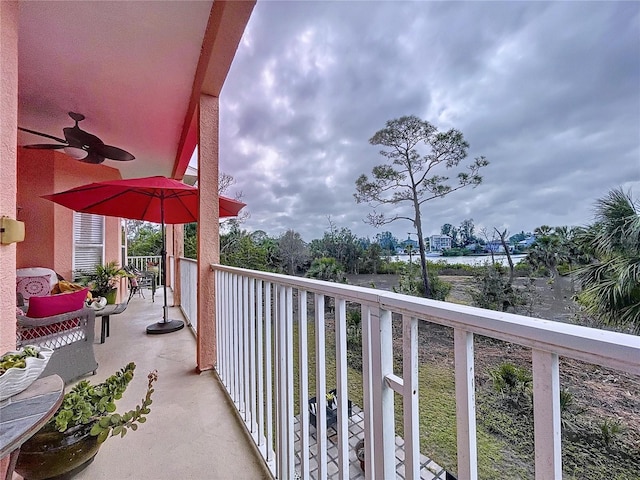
[{"x1": 72, "y1": 212, "x2": 105, "y2": 278}]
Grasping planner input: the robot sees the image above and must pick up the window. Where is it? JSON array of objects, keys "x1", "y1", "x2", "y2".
[{"x1": 73, "y1": 212, "x2": 104, "y2": 277}]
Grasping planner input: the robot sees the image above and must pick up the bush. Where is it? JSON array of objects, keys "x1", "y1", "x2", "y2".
[
  {"x1": 378, "y1": 260, "x2": 404, "y2": 274},
  {"x1": 441, "y1": 247, "x2": 469, "y2": 256},
  {"x1": 514, "y1": 261, "x2": 533, "y2": 276},
  {"x1": 490, "y1": 362, "x2": 532, "y2": 408},
  {"x1": 469, "y1": 265, "x2": 521, "y2": 312},
  {"x1": 306, "y1": 257, "x2": 346, "y2": 282},
  {"x1": 393, "y1": 264, "x2": 451, "y2": 300},
  {"x1": 345, "y1": 307, "x2": 363, "y2": 371}
]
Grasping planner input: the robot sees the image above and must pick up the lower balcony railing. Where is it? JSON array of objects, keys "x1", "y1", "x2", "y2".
[
  {"x1": 178, "y1": 257, "x2": 198, "y2": 332},
  {"x1": 127, "y1": 255, "x2": 163, "y2": 280},
  {"x1": 209, "y1": 264, "x2": 638, "y2": 480}
]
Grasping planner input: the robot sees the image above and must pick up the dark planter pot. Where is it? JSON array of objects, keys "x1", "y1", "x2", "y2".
[
  {"x1": 355, "y1": 439, "x2": 365, "y2": 472},
  {"x1": 92, "y1": 288, "x2": 117, "y2": 305},
  {"x1": 105, "y1": 288, "x2": 117, "y2": 305},
  {"x1": 308, "y1": 389, "x2": 353, "y2": 431},
  {"x1": 15, "y1": 423, "x2": 101, "y2": 480}
]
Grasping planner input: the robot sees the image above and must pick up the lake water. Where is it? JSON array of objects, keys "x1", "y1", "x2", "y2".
[{"x1": 391, "y1": 254, "x2": 526, "y2": 267}]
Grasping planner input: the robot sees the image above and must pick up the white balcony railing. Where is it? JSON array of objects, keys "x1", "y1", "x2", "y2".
[
  {"x1": 209, "y1": 264, "x2": 639, "y2": 480},
  {"x1": 127, "y1": 255, "x2": 163, "y2": 281},
  {"x1": 178, "y1": 257, "x2": 198, "y2": 332}
]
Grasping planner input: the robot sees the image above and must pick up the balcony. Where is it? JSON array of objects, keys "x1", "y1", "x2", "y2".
[
  {"x1": 16, "y1": 260, "x2": 638, "y2": 480},
  {"x1": 11, "y1": 288, "x2": 271, "y2": 480},
  {"x1": 205, "y1": 263, "x2": 639, "y2": 480}
]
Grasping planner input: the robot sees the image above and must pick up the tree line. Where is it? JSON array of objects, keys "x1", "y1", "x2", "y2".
[
  {"x1": 127, "y1": 113, "x2": 638, "y2": 334},
  {"x1": 127, "y1": 187, "x2": 639, "y2": 334}
]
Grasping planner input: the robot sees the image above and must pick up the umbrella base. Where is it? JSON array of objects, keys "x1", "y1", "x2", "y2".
[{"x1": 146, "y1": 320, "x2": 185, "y2": 335}]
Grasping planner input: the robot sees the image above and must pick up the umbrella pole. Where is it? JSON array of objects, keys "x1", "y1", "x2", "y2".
[{"x1": 146, "y1": 195, "x2": 185, "y2": 335}]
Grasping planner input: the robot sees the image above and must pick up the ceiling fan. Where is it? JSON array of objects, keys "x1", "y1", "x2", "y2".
[{"x1": 18, "y1": 112, "x2": 135, "y2": 164}]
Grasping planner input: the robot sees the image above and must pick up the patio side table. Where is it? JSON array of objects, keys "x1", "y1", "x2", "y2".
[
  {"x1": 0, "y1": 375, "x2": 64, "y2": 480},
  {"x1": 95, "y1": 302, "x2": 129, "y2": 343}
]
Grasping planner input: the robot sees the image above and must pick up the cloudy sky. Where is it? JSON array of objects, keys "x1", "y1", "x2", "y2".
[{"x1": 217, "y1": 1, "x2": 640, "y2": 243}]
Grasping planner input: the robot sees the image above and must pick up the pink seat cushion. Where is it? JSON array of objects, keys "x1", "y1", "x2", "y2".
[
  {"x1": 27, "y1": 288, "x2": 88, "y2": 318},
  {"x1": 16, "y1": 275, "x2": 52, "y2": 300}
]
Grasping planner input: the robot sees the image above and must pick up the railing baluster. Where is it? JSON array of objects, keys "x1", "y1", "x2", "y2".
[
  {"x1": 335, "y1": 298, "x2": 349, "y2": 480},
  {"x1": 454, "y1": 328, "x2": 478, "y2": 480},
  {"x1": 249, "y1": 278, "x2": 257, "y2": 435},
  {"x1": 233, "y1": 274, "x2": 240, "y2": 406},
  {"x1": 242, "y1": 276, "x2": 250, "y2": 421},
  {"x1": 256, "y1": 279, "x2": 265, "y2": 448},
  {"x1": 275, "y1": 285, "x2": 289, "y2": 479},
  {"x1": 361, "y1": 304, "x2": 375, "y2": 480},
  {"x1": 298, "y1": 289, "x2": 310, "y2": 478},
  {"x1": 226, "y1": 272, "x2": 232, "y2": 388},
  {"x1": 315, "y1": 293, "x2": 328, "y2": 480},
  {"x1": 285, "y1": 286, "x2": 295, "y2": 479},
  {"x1": 371, "y1": 307, "x2": 395, "y2": 479},
  {"x1": 533, "y1": 349, "x2": 562, "y2": 480},
  {"x1": 215, "y1": 270, "x2": 221, "y2": 377},
  {"x1": 403, "y1": 315, "x2": 419, "y2": 480},
  {"x1": 265, "y1": 282, "x2": 274, "y2": 464},
  {"x1": 220, "y1": 271, "x2": 225, "y2": 375}
]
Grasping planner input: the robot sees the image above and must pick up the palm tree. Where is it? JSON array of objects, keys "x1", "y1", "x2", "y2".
[
  {"x1": 534, "y1": 225, "x2": 554, "y2": 236},
  {"x1": 527, "y1": 234, "x2": 564, "y2": 280},
  {"x1": 576, "y1": 188, "x2": 640, "y2": 333},
  {"x1": 554, "y1": 225, "x2": 588, "y2": 290}
]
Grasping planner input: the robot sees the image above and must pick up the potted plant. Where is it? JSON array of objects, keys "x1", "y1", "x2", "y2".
[
  {"x1": 308, "y1": 389, "x2": 353, "y2": 431},
  {"x1": 15, "y1": 363, "x2": 157, "y2": 480},
  {"x1": 83, "y1": 260, "x2": 129, "y2": 304}
]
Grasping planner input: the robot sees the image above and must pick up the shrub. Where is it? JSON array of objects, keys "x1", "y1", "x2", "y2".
[
  {"x1": 306, "y1": 257, "x2": 346, "y2": 282},
  {"x1": 599, "y1": 418, "x2": 625, "y2": 447},
  {"x1": 469, "y1": 265, "x2": 520, "y2": 312},
  {"x1": 514, "y1": 261, "x2": 533, "y2": 276},
  {"x1": 393, "y1": 264, "x2": 451, "y2": 300},
  {"x1": 345, "y1": 306, "x2": 363, "y2": 371},
  {"x1": 490, "y1": 362, "x2": 532, "y2": 408}
]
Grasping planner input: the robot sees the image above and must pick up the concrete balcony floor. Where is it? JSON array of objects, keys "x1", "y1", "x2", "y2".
[{"x1": 15, "y1": 288, "x2": 272, "y2": 480}]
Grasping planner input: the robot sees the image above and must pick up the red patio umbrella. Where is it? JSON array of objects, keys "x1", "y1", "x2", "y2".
[{"x1": 43, "y1": 176, "x2": 245, "y2": 334}]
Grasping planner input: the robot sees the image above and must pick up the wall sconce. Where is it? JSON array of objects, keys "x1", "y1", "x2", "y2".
[{"x1": 1, "y1": 216, "x2": 25, "y2": 244}]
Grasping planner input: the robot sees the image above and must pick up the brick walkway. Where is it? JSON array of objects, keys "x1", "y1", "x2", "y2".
[{"x1": 294, "y1": 405, "x2": 449, "y2": 479}]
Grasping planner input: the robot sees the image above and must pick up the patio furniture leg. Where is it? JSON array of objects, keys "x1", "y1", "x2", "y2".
[
  {"x1": 101, "y1": 315, "x2": 110, "y2": 344},
  {"x1": 4, "y1": 447, "x2": 20, "y2": 480}
]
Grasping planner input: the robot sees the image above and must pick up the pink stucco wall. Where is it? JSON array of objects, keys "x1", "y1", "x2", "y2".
[
  {"x1": 17, "y1": 148, "x2": 122, "y2": 283},
  {"x1": 0, "y1": 2, "x2": 18, "y2": 474},
  {"x1": 0, "y1": 1, "x2": 18, "y2": 357},
  {"x1": 197, "y1": 95, "x2": 220, "y2": 371}
]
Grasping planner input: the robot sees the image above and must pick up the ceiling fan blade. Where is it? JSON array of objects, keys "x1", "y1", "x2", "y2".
[
  {"x1": 18, "y1": 126, "x2": 67, "y2": 144},
  {"x1": 63, "y1": 126, "x2": 102, "y2": 149},
  {"x1": 22, "y1": 144, "x2": 66, "y2": 150},
  {"x1": 78, "y1": 152, "x2": 105, "y2": 164},
  {"x1": 93, "y1": 144, "x2": 135, "y2": 161}
]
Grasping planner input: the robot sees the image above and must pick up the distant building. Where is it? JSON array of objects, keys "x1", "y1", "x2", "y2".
[
  {"x1": 485, "y1": 240, "x2": 516, "y2": 253},
  {"x1": 429, "y1": 235, "x2": 451, "y2": 252},
  {"x1": 396, "y1": 237, "x2": 419, "y2": 254},
  {"x1": 518, "y1": 235, "x2": 537, "y2": 248},
  {"x1": 485, "y1": 240, "x2": 504, "y2": 253}
]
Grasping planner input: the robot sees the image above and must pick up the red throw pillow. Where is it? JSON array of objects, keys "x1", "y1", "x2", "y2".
[{"x1": 27, "y1": 288, "x2": 88, "y2": 318}]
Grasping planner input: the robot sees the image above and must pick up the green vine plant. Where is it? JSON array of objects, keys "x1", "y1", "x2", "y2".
[{"x1": 50, "y1": 362, "x2": 158, "y2": 444}]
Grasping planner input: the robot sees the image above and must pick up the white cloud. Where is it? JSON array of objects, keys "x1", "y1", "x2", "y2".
[{"x1": 219, "y1": 1, "x2": 640, "y2": 242}]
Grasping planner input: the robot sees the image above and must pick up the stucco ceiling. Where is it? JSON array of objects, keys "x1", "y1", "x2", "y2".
[{"x1": 17, "y1": 1, "x2": 242, "y2": 180}]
